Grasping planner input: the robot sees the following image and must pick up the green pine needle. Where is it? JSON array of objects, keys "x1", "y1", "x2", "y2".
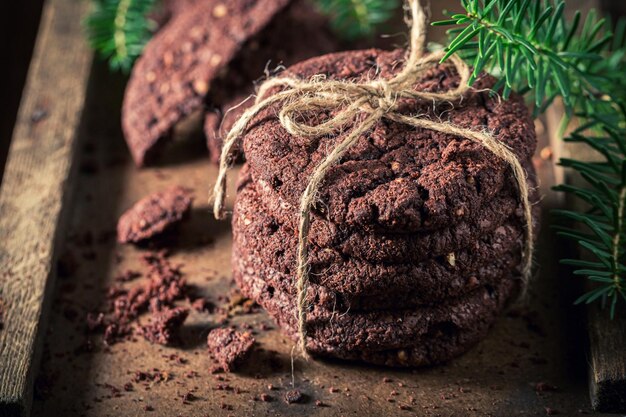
[
  {"x1": 433, "y1": 0, "x2": 626, "y2": 318},
  {"x1": 316, "y1": 0, "x2": 399, "y2": 40},
  {"x1": 85, "y1": 0, "x2": 158, "y2": 73}
]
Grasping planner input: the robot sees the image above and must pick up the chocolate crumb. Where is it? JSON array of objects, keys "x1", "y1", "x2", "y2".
[
  {"x1": 182, "y1": 391, "x2": 197, "y2": 403},
  {"x1": 88, "y1": 251, "x2": 188, "y2": 345},
  {"x1": 284, "y1": 389, "x2": 303, "y2": 404}
]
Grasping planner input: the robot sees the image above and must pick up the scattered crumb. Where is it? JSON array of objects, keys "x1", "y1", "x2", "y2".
[{"x1": 284, "y1": 389, "x2": 303, "y2": 404}]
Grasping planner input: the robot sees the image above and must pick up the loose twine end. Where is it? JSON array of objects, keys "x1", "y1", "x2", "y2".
[{"x1": 212, "y1": 0, "x2": 535, "y2": 356}]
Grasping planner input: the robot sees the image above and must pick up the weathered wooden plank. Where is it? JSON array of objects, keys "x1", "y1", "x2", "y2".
[
  {"x1": 0, "y1": 0, "x2": 92, "y2": 415},
  {"x1": 588, "y1": 303, "x2": 626, "y2": 413}
]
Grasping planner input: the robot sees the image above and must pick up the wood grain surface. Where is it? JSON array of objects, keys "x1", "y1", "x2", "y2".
[
  {"x1": 588, "y1": 303, "x2": 626, "y2": 413},
  {"x1": 0, "y1": 0, "x2": 92, "y2": 415}
]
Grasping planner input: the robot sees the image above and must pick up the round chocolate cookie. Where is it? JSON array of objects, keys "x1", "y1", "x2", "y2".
[
  {"x1": 242, "y1": 48, "x2": 536, "y2": 232},
  {"x1": 236, "y1": 162, "x2": 539, "y2": 264},
  {"x1": 233, "y1": 238, "x2": 517, "y2": 311},
  {"x1": 233, "y1": 253, "x2": 516, "y2": 363},
  {"x1": 233, "y1": 181, "x2": 535, "y2": 299}
]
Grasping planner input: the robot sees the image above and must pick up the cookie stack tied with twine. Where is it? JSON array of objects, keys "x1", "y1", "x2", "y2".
[{"x1": 213, "y1": 0, "x2": 540, "y2": 366}]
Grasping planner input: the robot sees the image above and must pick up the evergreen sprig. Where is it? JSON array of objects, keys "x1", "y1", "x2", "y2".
[
  {"x1": 434, "y1": 0, "x2": 626, "y2": 317},
  {"x1": 316, "y1": 0, "x2": 400, "y2": 40},
  {"x1": 85, "y1": 0, "x2": 157, "y2": 72},
  {"x1": 553, "y1": 112, "x2": 626, "y2": 318},
  {"x1": 432, "y1": 0, "x2": 618, "y2": 117}
]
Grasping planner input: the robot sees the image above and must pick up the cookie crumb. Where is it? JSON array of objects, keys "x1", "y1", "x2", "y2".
[{"x1": 284, "y1": 389, "x2": 303, "y2": 404}]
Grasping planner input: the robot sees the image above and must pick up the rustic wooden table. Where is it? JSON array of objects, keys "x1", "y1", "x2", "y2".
[{"x1": 0, "y1": 0, "x2": 622, "y2": 416}]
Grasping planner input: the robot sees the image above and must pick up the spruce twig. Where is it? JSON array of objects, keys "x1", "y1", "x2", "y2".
[
  {"x1": 85, "y1": 0, "x2": 157, "y2": 72},
  {"x1": 433, "y1": 0, "x2": 626, "y2": 317}
]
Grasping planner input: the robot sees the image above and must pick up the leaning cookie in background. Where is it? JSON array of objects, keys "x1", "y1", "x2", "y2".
[
  {"x1": 122, "y1": 0, "x2": 341, "y2": 166},
  {"x1": 122, "y1": 0, "x2": 289, "y2": 166}
]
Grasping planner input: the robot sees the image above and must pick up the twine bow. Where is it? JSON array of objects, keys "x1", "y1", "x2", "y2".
[{"x1": 213, "y1": 0, "x2": 534, "y2": 356}]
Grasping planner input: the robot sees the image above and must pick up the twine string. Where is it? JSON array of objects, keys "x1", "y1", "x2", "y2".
[{"x1": 213, "y1": 0, "x2": 534, "y2": 356}]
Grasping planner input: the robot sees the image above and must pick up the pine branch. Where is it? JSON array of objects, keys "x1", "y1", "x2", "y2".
[
  {"x1": 316, "y1": 0, "x2": 400, "y2": 40},
  {"x1": 85, "y1": 0, "x2": 158, "y2": 73},
  {"x1": 433, "y1": 0, "x2": 626, "y2": 318},
  {"x1": 432, "y1": 0, "x2": 619, "y2": 117}
]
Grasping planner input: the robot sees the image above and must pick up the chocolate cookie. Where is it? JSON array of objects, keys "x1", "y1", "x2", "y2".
[
  {"x1": 233, "y1": 256, "x2": 516, "y2": 359},
  {"x1": 233, "y1": 239, "x2": 516, "y2": 311},
  {"x1": 122, "y1": 0, "x2": 291, "y2": 166},
  {"x1": 236, "y1": 162, "x2": 540, "y2": 264},
  {"x1": 232, "y1": 183, "x2": 536, "y2": 299},
  {"x1": 204, "y1": 0, "x2": 342, "y2": 163},
  {"x1": 242, "y1": 49, "x2": 537, "y2": 232}
]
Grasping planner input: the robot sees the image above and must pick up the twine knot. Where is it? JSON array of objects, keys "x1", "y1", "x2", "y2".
[{"x1": 212, "y1": 0, "x2": 535, "y2": 357}]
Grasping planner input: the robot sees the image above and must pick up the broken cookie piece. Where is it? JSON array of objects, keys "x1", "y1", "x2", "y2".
[
  {"x1": 117, "y1": 186, "x2": 192, "y2": 244},
  {"x1": 207, "y1": 327, "x2": 255, "y2": 372}
]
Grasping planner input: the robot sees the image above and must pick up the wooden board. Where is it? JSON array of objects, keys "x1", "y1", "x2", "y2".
[
  {"x1": 588, "y1": 303, "x2": 626, "y2": 413},
  {"x1": 0, "y1": 0, "x2": 92, "y2": 415}
]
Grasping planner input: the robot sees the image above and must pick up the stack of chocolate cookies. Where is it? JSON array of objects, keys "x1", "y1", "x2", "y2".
[{"x1": 231, "y1": 49, "x2": 540, "y2": 367}]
